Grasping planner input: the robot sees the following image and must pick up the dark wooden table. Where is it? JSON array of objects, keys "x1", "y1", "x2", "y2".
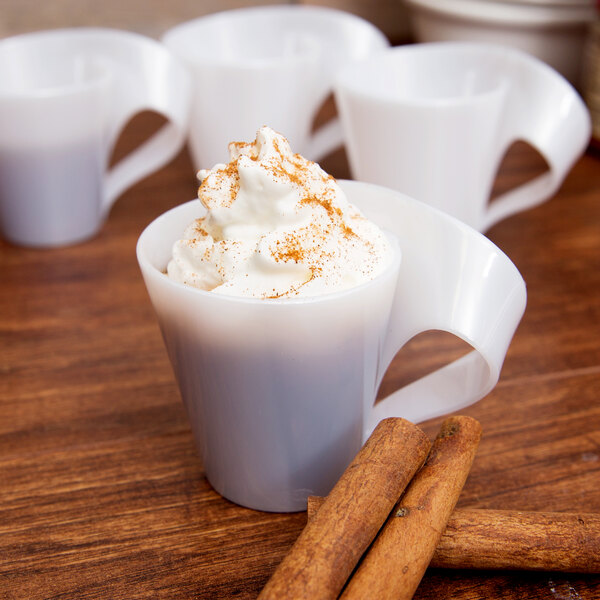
[{"x1": 1, "y1": 112, "x2": 599, "y2": 599}]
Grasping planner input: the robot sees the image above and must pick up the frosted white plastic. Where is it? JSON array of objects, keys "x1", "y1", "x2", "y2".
[
  {"x1": 161, "y1": 5, "x2": 389, "y2": 170},
  {"x1": 335, "y1": 42, "x2": 591, "y2": 232},
  {"x1": 137, "y1": 180, "x2": 526, "y2": 512},
  {"x1": 0, "y1": 28, "x2": 191, "y2": 247}
]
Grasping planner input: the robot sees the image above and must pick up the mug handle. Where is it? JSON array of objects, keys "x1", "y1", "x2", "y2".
[
  {"x1": 482, "y1": 53, "x2": 591, "y2": 232},
  {"x1": 75, "y1": 29, "x2": 191, "y2": 214},
  {"x1": 342, "y1": 181, "x2": 527, "y2": 438},
  {"x1": 305, "y1": 117, "x2": 344, "y2": 162},
  {"x1": 304, "y1": 19, "x2": 390, "y2": 162}
]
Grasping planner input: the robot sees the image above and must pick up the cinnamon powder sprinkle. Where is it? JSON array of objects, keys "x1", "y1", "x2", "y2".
[
  {"x1": 272, "y1": 235, "x2": 305, "y2": 263},
  {"x1": 199, "y1": 161, "x2": 240, "y2": 210}
]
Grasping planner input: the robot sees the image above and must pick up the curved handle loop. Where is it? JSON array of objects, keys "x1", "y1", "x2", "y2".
[
  {"x1": 482, "y1": 51, "x2": 591, "y2": 231},
  {"x1": 305, "y1": 117, "x2": 344, "y2": 162},
  {"x1": 341, "y1": 180, "x2": 527, "y2": 438},
  {"x1": 304, "y1": 15, "x2": 390, "y2": 162},
  {"x1": 369, "y1": 350, "x2": 495, "y2": 432},
  {"x1": 64, "y1": 29, "x2": 191, "y2": 214}
]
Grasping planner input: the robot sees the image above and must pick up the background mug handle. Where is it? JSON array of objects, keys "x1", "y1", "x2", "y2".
[
  {"x1": 482, "y1": 50, "x2": 591, "y2": 231},
  {"x1": 70, "y1": 29, "x2": 191, "y2": 215},
  {"x1": 305, "y1": 117, "x2": 344, "y2": 162},
  {"x1": 304, "y1": 16, "x2": 390, "y2": 163},
  {"x1": 342, "y1": 181, "x2": 527, "y2": 438}
]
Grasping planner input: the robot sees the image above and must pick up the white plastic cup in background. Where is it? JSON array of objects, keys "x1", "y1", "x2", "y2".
[
  {"x1": 0, "y1": 28, "x2": 191, "y2": 248},
  {"x1": 335, "y1": 42, "x2": 591, "y2": 232},
  {"x1": 161, "y1": 5, "x2": 389, "y2": 171}
]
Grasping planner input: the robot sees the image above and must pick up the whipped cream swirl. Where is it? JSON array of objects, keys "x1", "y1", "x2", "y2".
[{"x1": 167, "y1": 126, "x2": 393, "y2": 299}]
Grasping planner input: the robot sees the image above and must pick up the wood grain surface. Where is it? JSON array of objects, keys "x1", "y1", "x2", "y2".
[{"x1": 1, "y1": 111, "x2": 599, "y2": 599}]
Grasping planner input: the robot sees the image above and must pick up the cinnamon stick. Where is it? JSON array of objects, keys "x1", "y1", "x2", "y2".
[
  {"x1": 307, "y1": 499, "x2": 600, "y2": 573},
  {"x1": 432, "y1": 508, "x2": 600, "y2": 573},
  {"x1": 258, "y1": 417, "x2": 431, "y2": 600},
  {"x1": 340, "y1": 415, "x2": 482, "y2": 600}
]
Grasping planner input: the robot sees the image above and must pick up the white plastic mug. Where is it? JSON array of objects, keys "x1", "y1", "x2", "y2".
[
  {"x1": 161, "y1": 5, "x2": 389, "y2": 170},
  {"x1": 137, "y1": 180, "x2": 526, "y2": 512},
  {"x1": 0, "y1": 28, "x2": 191, "y2": 247},
  {"x1": 334, "y1": 42, "x2": 592, "y2": 232}
]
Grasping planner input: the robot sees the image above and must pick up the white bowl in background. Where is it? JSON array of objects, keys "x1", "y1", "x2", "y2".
[{"x1": 404, "y1": 0, "x2": 598, "y2": 85}]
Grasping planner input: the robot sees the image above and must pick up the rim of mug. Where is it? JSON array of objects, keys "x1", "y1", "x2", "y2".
[
  {"x1": 0, "y1": 26, "x2": 167, "y2": 49},
  {"x1": 161, "y1": 4, "x2": 389, "y2": 69},
  {"x1": 161, "y1": 4, "x2": 388, "y2": 36},
  {"x1": 0, "y1": 27, "x2": 162, "y2": 99},
  {"x1": 163, "y1": 38, "x2": 322, "y2": 70},
  {"x1": 404, "y1": 0, "x2": 597, "y2": 27},
  {"x1": 136, "y1": 197, "x2": 402, "y2": 307},
  {"x1": 335, "y1": 40, "x2": 556, "y2": 107},
  {"x1": 0, "y1": 58, "x2": 112, "y2": 100}
]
